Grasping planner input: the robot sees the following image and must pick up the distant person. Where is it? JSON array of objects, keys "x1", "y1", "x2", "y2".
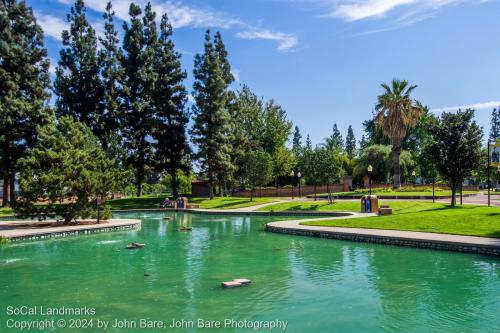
[
  {"x1": 492, "y1": 149, "x2": 499, "y2": 163},
  {"x1": 491, "y1": 147, "x2": 500, "y2": 163},
  {"x1": 161, "y1": 197, "x2": 171, "y2": 208}
]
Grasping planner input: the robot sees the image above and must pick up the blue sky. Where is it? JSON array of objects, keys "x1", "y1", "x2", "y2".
[{"x1": 30, "y1": 0, "x2": 500, "y2": 146}]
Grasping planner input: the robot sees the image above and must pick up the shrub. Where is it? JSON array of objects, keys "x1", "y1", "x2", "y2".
[{"x1": 91, "y1": 207, "x2": 113, "y2": 221}]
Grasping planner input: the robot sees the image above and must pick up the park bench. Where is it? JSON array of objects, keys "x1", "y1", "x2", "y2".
[{"x1": 379, "y1": 205, "x2": 393, "y2": 215}]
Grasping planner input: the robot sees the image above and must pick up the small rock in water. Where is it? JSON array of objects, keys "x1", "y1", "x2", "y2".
[
  {"x1": 232, "y1": 278, "x2": 251, "y2": 285},
  {"x1": 221, "y1": 281, "x2": 242, "y2": 288}
]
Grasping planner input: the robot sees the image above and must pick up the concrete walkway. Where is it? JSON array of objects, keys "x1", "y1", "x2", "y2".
[
  {"x1": 0, "y1": 219, "x2": 141, "y2": 241},
  {"x1": 266, "y1": 216, "x2": 500, "y2": 256}
]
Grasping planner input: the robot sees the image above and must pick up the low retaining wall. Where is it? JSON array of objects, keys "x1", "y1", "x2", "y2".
[
  {"x1": 113, "y1": 208, "x2": 352, "y2": 218},
  {"x1": 2, "y1": 219, "x2": 141, "y2": 242},
  {"x1": 265, "y1": 225, "x2": 500, "y2": 257}
]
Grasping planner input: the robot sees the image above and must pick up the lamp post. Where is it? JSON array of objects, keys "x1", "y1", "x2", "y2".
[
  {"x1": 297, "y1": 172, "x2": 302, "y2": 197},
  {"x1": 290, "y1": 171, "x2": 295, "y2": 199},
  {"x1": 412, "y1": 170, "x2": 416, "y2": 186},
  {"x1": 487, "y1": 141, "x2": 491, "y2": 207},
  {"x1": 367, "y1": 165, "x2": 373, "y2": 195},
  {"x1": 432, "y1": 175, "x2": 435, "y2": 203},
  {"x1": 96, "y1": 197, "x2": 101, "y2": 224}
]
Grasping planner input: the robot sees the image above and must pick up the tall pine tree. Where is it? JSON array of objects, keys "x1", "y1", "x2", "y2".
[
  {"x1": 151, "y1": 13, "x2": 189, "y2": 199},
  {"x1": 0, "y1": 0, "x2": 52, "y2": 206},
  {"x1": 292, "y1": 125, "x2": 302, "y2": 154},
  {"x1": 97, "y1": 2, "x2": 123, "y2": 151},
  {"x1": 305, "y1": 134, "x2": 312, "y2": 150},
  {"x1": 191, "y1": 30, "x2": 234, "y2": 198},
  {"x1": 54, "y1": 0, "x2": 102, "y2": 135},
  {"x1": 490, "y1": 108, "x2": 500, "y2": 142},
  {"x1": 331, "y1": 123, "x2": 343, "y2": 147},
  {"x1": 345, "y1": 125, "x2": 356, "y2": 158},
  {"x1": 120, "y1": 3, "x2": 157, "y2": 196}
]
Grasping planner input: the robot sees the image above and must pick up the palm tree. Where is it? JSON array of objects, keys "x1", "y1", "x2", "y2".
[{"x1": 375, "y1": 79, "x2": 422, "y2": 188}]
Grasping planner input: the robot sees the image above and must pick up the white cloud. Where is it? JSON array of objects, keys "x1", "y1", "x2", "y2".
[
  {"x1": 57, "y1": 0, "x2": 242, "y2": 29},
  {"x1": 48, "y1": 59, "x2": 57, "y2": 76},
  {"x1": 314, "y1": 0, "x2": 488, "y2": 30},
  {"x1": 231, "y1": 68, "x2": 241, "y2": 83},
  {"x1": 431, "y1": 101, "x2": 500, "y2": 113},
  {"x1": 36, "y1": 13, "x2": 68, "y2": 41},
  {"x1": 236, "y1": 29, "x2": 298, "y2": 52},
  {"x1": 57, "y1": 0, "x2": 297, "y2": 52},
  {"x1": 152, "y1": 2, "x2": 242, "y2": 29},
  {"x1": 332, "y1": 0, "x2": 416, "y2": 21}
]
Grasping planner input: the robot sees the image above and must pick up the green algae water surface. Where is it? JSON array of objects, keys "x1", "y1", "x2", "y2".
[{"x1": 1, "y1": 211, "x2": 499, "y2": 333}]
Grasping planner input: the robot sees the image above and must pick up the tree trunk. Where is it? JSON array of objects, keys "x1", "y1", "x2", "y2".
[
  {"x1": 327, "y1": 184, "x2": 330, "y2": 203},
  {"x1": 208, "y1": 172, "x2": 214, "y2": 199},
  {"x1": 250, "y1": 187, "x2": 254, "y2": 202},
  {"x1": 171, "y1": 172, "x2": 179, "y2": 199},
  {"x1": 64, "y1": 203, "x2": 79, "y2": 225},
  {"x1": 136, "y1": 177, "x2": 143, "y2": 197},
  {"x1": 2, "y1": 178, "x2": 10, "y2": 207},
  {"x1": 450, "y1": 184, "x2": 456, "y2": 206},
  {"x1": 392, "y1": 141, "x2": 402, "y2": 189},
  {"x1": 9, "y1": 173, "x2": 15, "y2": 205}
]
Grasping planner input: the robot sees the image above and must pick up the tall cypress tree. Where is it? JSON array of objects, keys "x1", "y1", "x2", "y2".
[
  {"x1": 54, "y1": 0, "x2": 102, "y2": 135},
  {"x1": 331, "y1": 123, "x2": 344, "y2": 148},
  {"x1": 97, "y1": 2, "x2": 122, "y2": 151},
  {"x1": 0, "y1": 0, "x2": 52, "y2": 206},
  {"x1": 151, "y1": 13, "x2": 189, "y2": 199},
  {"x1": 191, "y1": 30, "x2": 234, "y2": 198},
  {"x1": 305, "y1": 135, "x2": 312, "y2": 150},
  {"x1": 490, "y1": 108, "x2": 500, "y2": 142},
  {"x1": 121, "y1": 3, "x2": 156, "y2": 196},
  {"x1": 292, "y1": 125, "x2": 302, "y2": 153},
  {"x1": 213, "y1": 31, "x2": 236, "y2": 194},
  {"x1": 345, "y1": 125, "x2": 356, "y2": 158}
]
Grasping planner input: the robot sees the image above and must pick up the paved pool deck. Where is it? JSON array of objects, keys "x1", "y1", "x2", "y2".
[
  {"x1": 0, "y1": 219, "x2": 141, "y2": 242},
  {"x1": 265, "y1": 215, "x2": 500, "y2": 257}
]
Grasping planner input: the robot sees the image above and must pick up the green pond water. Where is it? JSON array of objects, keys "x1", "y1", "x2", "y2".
[{"x1": 1, "y1": 211, "x2": 499, "y2": 333}]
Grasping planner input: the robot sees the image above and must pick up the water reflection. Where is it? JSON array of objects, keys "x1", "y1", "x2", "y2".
[{"x1": 0, "y1": 212, "x2": 498, "y2": 333}]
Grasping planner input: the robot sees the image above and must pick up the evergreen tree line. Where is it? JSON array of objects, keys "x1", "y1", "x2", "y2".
[
  {"x1": 1, "y1": 0, "x2": 329, "y2": 205},
  {"x1": 357, "y1": 103, "x2": 500, "y2": 187},
  {"x1": 1, "y1": 0, "x2": 497, "y2": 212}
]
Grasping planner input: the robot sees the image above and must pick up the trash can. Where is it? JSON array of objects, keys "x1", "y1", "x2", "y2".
[
  {"x1": 369, "y1": 195, "x2": 379, "y2": 213},
  {"x1": 361, "y1": 195, "x2": 379, "y2": 213}
]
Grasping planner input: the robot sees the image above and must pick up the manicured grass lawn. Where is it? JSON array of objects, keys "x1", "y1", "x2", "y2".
[
  {"x1": 299, "y1": 201, "x2": 500, "y2": 238},
  {"x1": 0, "y1": 207, "x2": 14, "y2": 216},
  {"x1": 105, "y1": 195, "x2": 275, "y2": 210},
  {"x1": 259, "y1": 200, "x2": 361, "y2": 212},
  {"x1": 190, "y1": 197, "x2": 275, "y2": 209},
  {"x1": 316, "y1": 190, "x2": 478, "y2": 198}
]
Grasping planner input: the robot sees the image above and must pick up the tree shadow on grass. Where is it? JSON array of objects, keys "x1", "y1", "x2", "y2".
[
  {"x1": 390, "y1": 203, "x2": 472, "y2": 216},
  {"x1": 283, "y1": 204, "x2": 324, "y2": 211},
  {"x1": 209, "y1": 200, "x2": 255, "y2": 209},
  {"x1": 484, "y1": 230, "x2": 500, "y2": 238}
]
